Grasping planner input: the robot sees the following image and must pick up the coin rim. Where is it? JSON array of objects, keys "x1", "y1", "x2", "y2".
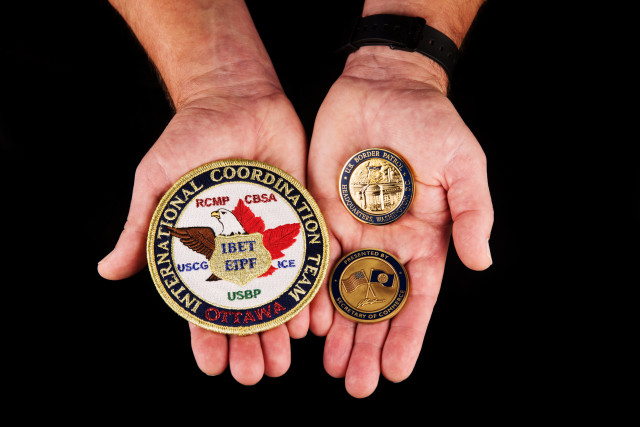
[
  {"x1": 328, "y1": 248, "x2": 410, "y2": 323},
  {"x1": 338, "y1": 148, "x2": 416, "y2": 226},
  {"x1": 146, "y1": 159, "x2": 330, "y2": 336}
]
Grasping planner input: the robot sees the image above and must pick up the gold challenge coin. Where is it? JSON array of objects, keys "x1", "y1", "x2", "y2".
[
  {"x1": 329, "y1": 249, "x2": 409, "y2": 323},
  {"x1": 339, "y1": 148, "x2": 415, "y2": 225},
  {"x1": 147, "y1": 160, "x2": 329, "y2": 336}
]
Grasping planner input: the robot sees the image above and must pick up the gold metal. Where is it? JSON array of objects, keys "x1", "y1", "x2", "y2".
[
  {"x1": 329, "y1": 249, "x2": 409, "y2": 323},
  {"x1": 349, "y1": 158, "x2": 405, "y2": 215},
  {"x1": 209, "y1": 233, "x2": 272, "y2": 286},
  {"x1": 339, "y1": 148, "x2": 415, "y2": 225}
]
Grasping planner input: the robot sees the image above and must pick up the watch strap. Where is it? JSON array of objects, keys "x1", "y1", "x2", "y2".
[{"x1": 345, "y1": 14, "x2": 460, "y2": 78}]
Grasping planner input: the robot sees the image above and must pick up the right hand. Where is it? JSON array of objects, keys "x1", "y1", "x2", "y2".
[{"x1": 98, "y1": 81, "x2": 309, "y2": 385}]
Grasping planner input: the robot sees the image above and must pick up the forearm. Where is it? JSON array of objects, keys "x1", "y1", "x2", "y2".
[
  {"x1": 362, "y1": 0, "x2": 485, "y2": 47},
  {"x1": 345, "y1": 0, "x2": 485, "y2": 92},
  {"x1": 109, "y1": 0, "x2": 280, "y2": 108}
]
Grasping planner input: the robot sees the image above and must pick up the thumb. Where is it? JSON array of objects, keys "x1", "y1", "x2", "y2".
[
  {"x1": 445, "y1": 136, "x2": 494, "y2": 271},
  {"x1": 98, "y1": 159, "x2": 170, "y2": 280}
]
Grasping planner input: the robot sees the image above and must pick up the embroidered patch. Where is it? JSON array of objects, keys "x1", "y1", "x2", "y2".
[
  {"x1": 329, "y1": 249, "x2": 409, "y2": 323},
  {"x1": 147, "y1": 160, "x2": 329, "y2": 335},
  {"x1": 339, "y1": 148, "x2": 415, "y2": 225}
]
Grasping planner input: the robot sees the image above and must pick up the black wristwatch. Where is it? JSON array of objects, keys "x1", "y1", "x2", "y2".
[{"x1": 343, "y1": 14, "x2": 460, "y2": 78}]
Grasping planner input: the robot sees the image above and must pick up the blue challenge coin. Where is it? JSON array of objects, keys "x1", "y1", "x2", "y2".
[
  {"x1": 338, "y1": 148, "x2": 415, "y2": 225},
  {"x1": 329, "y1": 249, "x2": 409, "y2": 323}
]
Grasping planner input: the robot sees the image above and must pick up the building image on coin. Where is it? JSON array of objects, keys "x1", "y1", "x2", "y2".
[
  {"x1": 339, "y1": 148, "x2": 415, "y2": 225},
  {"x1": 349, "y1": 158, "x2": 404, "y2": 214}
]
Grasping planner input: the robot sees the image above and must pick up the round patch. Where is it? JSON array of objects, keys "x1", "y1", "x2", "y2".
[
  {"x1": 329, "y1": 249, "x2": 409, "y2": 323},
  {"x1": 147, "y1": 160, "x2": 329, "y2": 335},
  {"x1": 339, "y1": 148, "x2": 415, "y2": 225}
]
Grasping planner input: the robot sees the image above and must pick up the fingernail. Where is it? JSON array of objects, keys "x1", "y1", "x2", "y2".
[{"x1": 487, "y1": 240, "x2": 493, "y2": 265}]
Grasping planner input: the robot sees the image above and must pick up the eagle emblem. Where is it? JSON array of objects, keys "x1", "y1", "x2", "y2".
[{"x1": 167, "y1": 199, "x2": 300, "y2": 286}]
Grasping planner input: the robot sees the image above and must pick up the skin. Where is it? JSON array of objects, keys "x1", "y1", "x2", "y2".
[
  {"x1": 307, "y1": 47, "x2": 493, "y2": 398},
  {"x1": 97, "y1": 0, "x2": 493, "y2": 397},
  {"x1": 306, "y1": 0, "x2": 493, "y2": 398},
  {"x1": 98, "y1": 0, "x2": 308, "y2": 385}
]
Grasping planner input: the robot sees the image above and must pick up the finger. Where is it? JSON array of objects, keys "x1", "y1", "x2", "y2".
[
  {"x1": 345, "y1": 321, "x2": 389, "y2": 399},
  {"x1": 381, "y1": 254, "x2": 444, "y2": 382},
  {"x1": 97, "y1": 220, "x2": 148, "y2": 280},
  {"x1": 323, "y1": 312, "x2": 356, "y2": 378},
  {"x1": 229, "y1": 334, "x2": 265, "y2": 385},
  {"x1": 189, "y1": 323, "x2": 229, "y2": 375},
  {"x1": 98, "y1": 158, "x2": 171, "y2": 280},
  {"x1": 309, "y1": 231, "x2": 342, "y2": 336},
  {"x1": 445, "y1": 133, "x2": 493, "y2": 270},
  {"x1": 286, "y1": 306, "x2": 309, "y2": 339},
  {"x1": 259, "y1": 325, "x2": 291, "y2": 378},
  {"x1": 309, "y1": 276, "x2": 334, "y2": 337}
]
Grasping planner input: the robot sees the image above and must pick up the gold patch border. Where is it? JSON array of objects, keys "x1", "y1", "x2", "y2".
[{"x1": 147, "y1": 159, "x2": 330, "y2": 336}]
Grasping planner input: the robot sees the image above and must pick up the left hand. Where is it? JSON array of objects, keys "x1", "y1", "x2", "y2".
[{"x1": 307, "y1": 47, "x2": 493, "y2": 398}]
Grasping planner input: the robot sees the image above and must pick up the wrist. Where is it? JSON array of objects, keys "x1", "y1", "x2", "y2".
[
  {"x1": 173, "y1": 58, "x2": 283, "y2": 111},
  {"x1": 345, "y1": 0, "x2": 486, "y2": 94},
  {"x1": 110, "y1": 0, "x2": 282, "y2": 110},
  {"x1": 362, "y1": 0, "x2": 485, "y2": 48},
  {"x1": 153, "y1": 8, "x2": 282, "y2": 110},
  {"x1": 344, "y1": 46, "x2": 449, "y2": 94}
]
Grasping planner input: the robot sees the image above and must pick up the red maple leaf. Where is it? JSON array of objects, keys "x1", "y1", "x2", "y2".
[
  {"x1": 260, "y1": 265, "x2": 277, "y2": 278},
  {"x1": 231, "y1": 199, "x2": 301, "y2": 277},
  {"x1": 232, "y1": 199, "x2": 265, "y2": 234},
  {"x1": 261, "y1": 223, "x2": 301, "y2": 259}
]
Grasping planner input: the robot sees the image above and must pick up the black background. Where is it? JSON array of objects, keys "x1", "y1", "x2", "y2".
[{"x1": 1, "y1": 0, "x2": 634, "y2": 419}]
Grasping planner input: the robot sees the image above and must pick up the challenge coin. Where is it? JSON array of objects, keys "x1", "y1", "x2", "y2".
[
  {"x1": 147, "y1": 160, "x2": 329, "y2": 335},
  {"x1": 339, "y1": 148, "x2": 414, "y2": 225},
  {"x1": 329, "y1": 249, "x2": 409, "y2": 323}
]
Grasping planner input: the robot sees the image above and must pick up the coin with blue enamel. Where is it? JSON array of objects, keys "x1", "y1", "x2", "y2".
[
  {"x1": 339, "y1": 148, "x2": 414, "y2": 225},
  {"x1": 329, "y1": 249, "x2": 409, "y2": 323}
]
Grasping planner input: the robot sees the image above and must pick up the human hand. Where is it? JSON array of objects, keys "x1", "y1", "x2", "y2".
[
  {"x1": 99, "y1": 0, "x2": 315, "y2": 386},
  {"x1": 307, "y1": 47, "x2": 494, "y2": 397},
  {"x1": 98, "y1": 81, "x2": 308, "y2": 385}
]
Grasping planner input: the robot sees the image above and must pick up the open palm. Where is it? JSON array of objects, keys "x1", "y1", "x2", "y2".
[
  {"x1": 308, "y1": 59, "x2": 493, "y2": 397},
  {"x1": 98, "y1": 90, "x2": 308, "y2": 385}
]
